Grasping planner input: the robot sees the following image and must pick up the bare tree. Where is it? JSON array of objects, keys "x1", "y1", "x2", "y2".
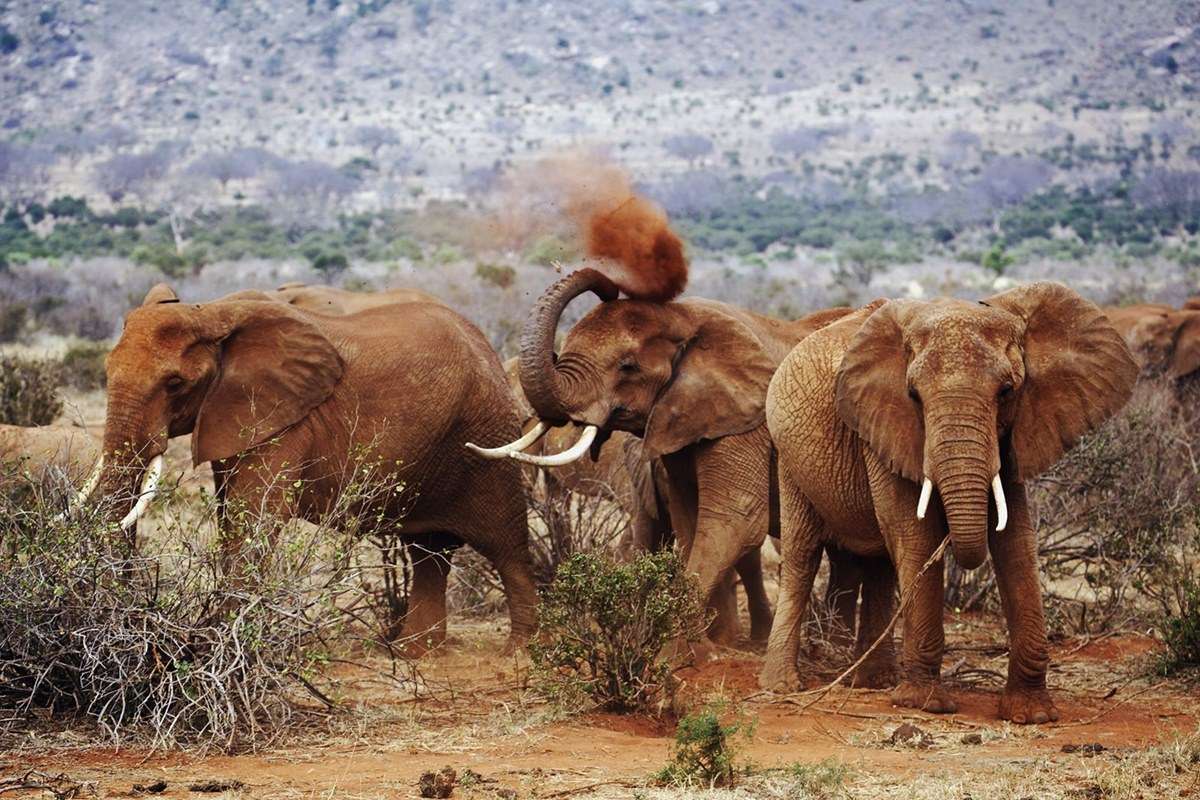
[
  {"x1": 352, "y1": 125, "x2": 400, "y2": 157},
  {"x1": 92, "y1": 145, "x2": 173, "y2": 203},
  {"x1": 186, "y1": 147, "x2": 278, "y2": 190},
  {"x1": 268, "y1": 159, "x2": 359, "y2": 224},
  {"x1": 769, "y1": 125, "x2": 845, "y2": 159},
  {"x1": 0, "y1": 141, "x2": 56, "y2": 202}
]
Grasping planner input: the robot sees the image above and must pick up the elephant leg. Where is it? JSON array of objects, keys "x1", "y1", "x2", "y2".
[
  {"x1": 686, "y1": 432, "x2": 773, "y2": 648},
  {"x1": 706, "y1": 571, "x2": 741, "y2": 647},
  {"x1": 868, "y1": 463, "x2": 955, "y2": 713},
  {"x1": 823, "y1": 545, "x2": 862, "y2": 650},
  {"x1": 760, "y1": 485, "x2": 824, "y2": 692},
  {"x1": 399, "y1": 533, "x2": 457, "y2": 655},
  {"x1": 991, "y1": 481, "x2": 1058, "y2": 724},
  {"x1": 850, "y1": 556, "x2": 899, "y2": 689},
  {"x1": 735, "y1": 547, "x2": 773, "y2": 647}
]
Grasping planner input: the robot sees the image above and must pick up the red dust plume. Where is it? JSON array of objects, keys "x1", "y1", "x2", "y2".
[{"x1": 495, "y1": 151, "x2": 688, "y2": 302}]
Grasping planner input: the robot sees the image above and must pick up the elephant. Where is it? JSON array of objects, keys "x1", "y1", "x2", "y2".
[
  {"x1": 0, "y1": 423, "x2": 100, "y2": 490},
  {"x1": 1105, "y1": 303, "x2": 1200, "y2": 382},
  {"x1": 503, "y1": 355, "x2": 762, "y2": 641},
  {"x1": 1184, "y1": 297, "x2": 1200, "y2": 311},
  {"x1": 761, "y1": 283, "x2": 1137, "y2": 723},
  {"x1": 474, "y1": 267, "x2": 854, "y2": 649},
  {"x1": 96, "y1": 283, "x2": 537, "y2": 652},
  {"x1": 272, "y1": 282, "x2": 442, "y2": 314}
]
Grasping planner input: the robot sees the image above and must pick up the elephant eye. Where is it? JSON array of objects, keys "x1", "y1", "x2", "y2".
[
  {"x1": 165, "y1": 375, "x2": 186, "y2": 392},
  {"x1": 998, "y1": 381, "x2": 1014, "y2": 399},
  {"x1": 907, "y1": 386, "x2": 921, "y2": 404},
  {"x1": 618, "y1": 358, "x2": 639, "y2": 374}
]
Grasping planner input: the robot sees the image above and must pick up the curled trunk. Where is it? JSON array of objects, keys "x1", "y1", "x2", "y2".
[{"x1": 518, "y1": 268, "x2": 618, "y2": 423}]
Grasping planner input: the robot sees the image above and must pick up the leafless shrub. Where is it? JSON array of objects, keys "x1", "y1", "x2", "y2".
[
  {"x1": 1030, "y1": 379, "x2": 1200, "y2": 633},
  {"x1": 93, "y1": 146, "x2": 173, "y2": 203},
  {"x1": 0, "y1": 442, "x2": 415, "y2": 751}
]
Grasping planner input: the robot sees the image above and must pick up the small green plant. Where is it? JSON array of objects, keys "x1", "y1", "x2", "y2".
[
  {"x1": 529, "y1": 551, "x2": 706, "y2": 712},
  {"x1": 1158, "y1": 578, "x2": 1200, "y2": 675},
  {"x1": 526, "y1": 234, "x2": 577, "y2": 267},
  {"x1": 654, "y1": 702, "x2": 755, "y2": 788},
  {"x1": 0, "y1": 356, "x2": 63, "y2": 426}
]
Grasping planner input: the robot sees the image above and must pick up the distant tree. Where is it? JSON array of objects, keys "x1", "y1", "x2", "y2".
[
  {"x1": 0, "y1": 141, "x2": 56, "y2": 202},
  {"x1": 0, "y1": 25, "x2": 18, "y2": 56},
  {"x1": 92, "y1": 146, "x2": 173, "y2": 203},
  {"x1": 769, "y1": 125, "x2": 845, "y2": 159},
  {"x1": 187, "y1": 147, "x2": 276, "y2": 190},
  {"x1": 1132, "y1": 168, "x2": 1200, "y2": 233},
  {"x1": 268, "y1": 159, "x2": 359, "y2": 223},
  {"x1": 974, "y1": 156, "x2": 1053, "y2": 207},
  {"x1": 352, "y1": 125, "x2": 400, "y2": 156},
  {"x1": 662, "y1": 133, "x2": 714, "y2": 165}
]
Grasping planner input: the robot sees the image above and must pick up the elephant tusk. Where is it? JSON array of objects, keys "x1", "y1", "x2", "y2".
[
  {"x1": 506, "y1": 424, "x2": 598, "y2": 467},
  {"x1": 992, "y1": 473, "x2": 1008, "y2": 532},
  {"x1": 75, "y1": 455, "x2": 104, "y2": 506},
  {"x1": 916, "y1": 477, "x2": 933, "y2": 520},
  {"x1": 120, "y1": 454, "x2": 164, "y2": 532},
  {"x1": 465, "y1": 421, "x2": 549, "y2": 458}
]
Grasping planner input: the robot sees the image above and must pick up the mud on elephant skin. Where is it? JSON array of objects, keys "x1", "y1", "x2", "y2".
[
  {"x1": 761, "y1": 283, "x2": 1137, "y2": 723},
  {"x1": 96, "y1": 283, "x2": 537, "y2": 653},
  {"x1": 476, "y1": 266, "x2": 854, "y2": 649}
]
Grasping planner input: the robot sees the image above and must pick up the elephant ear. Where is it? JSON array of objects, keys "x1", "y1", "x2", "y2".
[
  {"x1": 192, "y1": 302, "x2": 344, "y2": 465},
  {"x1": 983, "y1": 282, "x2": 1137, "y2": 480},
  {"x1": 834, "y1": 301, "x2": 924, "y2": 483},
  {"x1": 642, "y1": 311, "x2": 777, "y2": 460},
  {"x1": 142, "y1": 283, "x2": 179, "y2": 305},
  {"x1": 1168, "y1": 311, "x2": 1200, "y2": 380}
]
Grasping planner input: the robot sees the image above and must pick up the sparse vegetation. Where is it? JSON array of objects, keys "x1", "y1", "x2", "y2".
[{"x1": 0, "y1": 355, "x2": 62, "y2": 426}]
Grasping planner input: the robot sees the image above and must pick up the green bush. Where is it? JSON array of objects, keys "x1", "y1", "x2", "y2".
[
  {"x1": 311, "y1": 251, "x2": 349, "y2": 276},
  {"x1": 654, "y1": 702, "x2": 754, "y2": 788},
  {"x1": 61, "y1": 342, "x2": 109, "y2": 391},
  {"x1": 1159, "y1": 579, "x2": 1200, "y2": 675},
  {"x1": 526, "y1": 234, "x2": 577, "y2": 267},
  {"x1": 0, "y1": 356, "x2": 63, "y2": 425},
  {"x1": 131, "y1": 243, "x2": 188, "y2": 277},
  {"x1": 529, "y1": 551, "x2": 707, "y2": 713},
  {"x1": 474, "y1": 262, "x2": 516, "y2": 289}
]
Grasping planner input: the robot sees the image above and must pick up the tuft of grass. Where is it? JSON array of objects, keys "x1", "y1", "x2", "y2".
[
  {"x1": 1158, "y1": 577, "x2": 1200, "y2": 675},
  {"x1": 0, "y1": 355, "x2": 62, "y2": 426}
]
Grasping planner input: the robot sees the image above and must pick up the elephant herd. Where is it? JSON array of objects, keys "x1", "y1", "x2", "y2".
[{"x1": 9, "y1": 273, "x2": 1197, "y2": 724}]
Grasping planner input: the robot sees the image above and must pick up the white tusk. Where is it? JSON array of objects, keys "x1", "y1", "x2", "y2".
[
  {"x1": 506, "y1": 424, "x2": 598, "y2": 467},
  {"x1": 120, "y1": 454, "x2": 164, "y2": 532},
  {"x1": 75, "y1": 455, "x2": 104, "y2": 506},
  {"x1": 992, "y1": 473, "x2": 1008, "y2": 532},
  {"x1": 916, "y1": 477, "x2": 933, "y2": 520},
  {"x1": 465, "y1": 421, "x2": 549, "y2": 458}
]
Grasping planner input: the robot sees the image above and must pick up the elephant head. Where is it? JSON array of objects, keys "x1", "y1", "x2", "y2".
[
  {"x1": 97, "y1": 283, "x2": 343, "y2": 529},
  {"x1": 1123, "y1": 308, "x2": 1200, "y2": 380},
  {"x1": 471, "y1": 269, "x2": 777, "y2": 464},
  {"x1": 835, "y1": 283, "x2": 1136, "y2": 570}
]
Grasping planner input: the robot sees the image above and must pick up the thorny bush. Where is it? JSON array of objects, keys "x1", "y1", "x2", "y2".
[
  {"x1": 0, "y1": 444, "x2": 414, "y2": 751},
  {"x1": 654, "y1": 701, "x2": 755, "y2": 789},
  {"x1": 529, "y1": 551, "x2": 707, "y2": 713}
]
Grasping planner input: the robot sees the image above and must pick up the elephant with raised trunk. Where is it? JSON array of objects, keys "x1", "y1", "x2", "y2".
[
  {"x1": 96, "y1": 284, "x2": 537, "y2": 652},
  {"x1": 473, "y1": 267, "x2": 855, "y2": 649},
  {"x1": 761, "y1": 283, "x2": 1136, "y2": 723}
]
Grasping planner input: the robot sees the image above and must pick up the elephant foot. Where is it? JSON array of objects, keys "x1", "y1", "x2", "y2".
[
  {"x1": 999, "y1": 685, "x2": 1060, "y2": 724},
  {"x1": 891, "y1": 679, "x2": 957, "y2": 714},
  {"x1": 850, "y1": 660, "x2": 898, "y2": 690},
  {"x1": 501, "y1": 631, "x2": 531, "y2": 656},
  {"x1": 759, "y1": 660, "x2": 803, "y2": 693},
  {"x1": 742, "y1": 635, "x2": 770, "y2": 655}
]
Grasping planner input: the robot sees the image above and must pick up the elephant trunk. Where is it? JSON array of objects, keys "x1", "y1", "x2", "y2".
[
  {"x1": 98, "y1": 393, "x2": 166, "y2": 531},
  {"x1": 518, "y1": 268, "x2": 619, "y2": 423},
  {"x1": 923, "y1": 396, "x2": 998, "y2": 571}
]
